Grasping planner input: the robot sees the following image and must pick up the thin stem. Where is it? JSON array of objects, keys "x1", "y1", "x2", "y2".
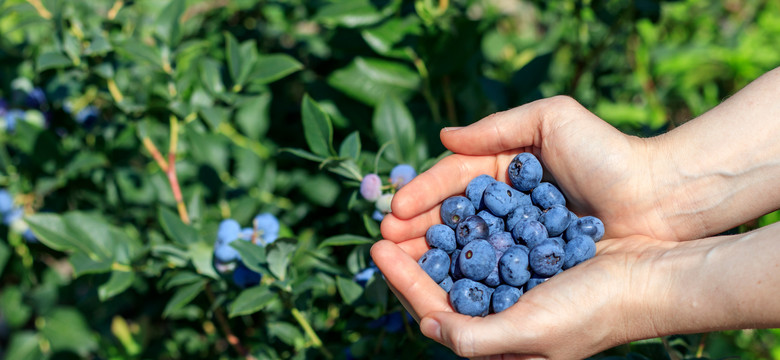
[
  {"x1": 142, "y1": 138, "x2": 169, "y2": 172},
  {"x1": 205, "y1": 283, "x2": 257, "y2": 360},
  {"x1": 291, "y1": 308, "x2": 333, "y2": 359},
  {"x1": 25, "y1": 0, "x2": 52, "y2": 19}
]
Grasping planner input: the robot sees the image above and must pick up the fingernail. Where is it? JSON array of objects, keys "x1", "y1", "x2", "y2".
[
  {"x1": 421, "y1": 317, "x2": 441, "y2": 341},
  {"x1": 441, "y1": 126, "x2": 463, "y2": 132}
]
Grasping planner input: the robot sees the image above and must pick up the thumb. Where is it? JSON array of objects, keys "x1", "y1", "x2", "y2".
[{"x1": 420, "y1": 311, "x2": 532, "y2": 359}]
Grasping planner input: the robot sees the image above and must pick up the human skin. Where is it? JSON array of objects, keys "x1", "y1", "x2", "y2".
[{"x1": 373, "y1": 67, "x2": 780, "y2": 358}]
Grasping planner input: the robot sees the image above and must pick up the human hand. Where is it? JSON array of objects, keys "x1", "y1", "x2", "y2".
[{"x1": 381, "y1": 96, "x2": 688, "y2": 245}]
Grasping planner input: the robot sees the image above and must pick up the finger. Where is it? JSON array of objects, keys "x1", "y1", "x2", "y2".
[
  {"x1": 420, "y1": 311, "x2": 534, "y2": 359},
  {"x1": 380, "y1": 207, "x2": 441, "y2": 243},
  {"x1": 441, "y1": 97, "x2": 550, "y2": 155},
  {"x1": 391, "y1": 154, "x2": 501, "y2": 220},
  {"x1": 370, "y1": 240, "x2": 452, "y2": 318},
  {"x1": 396, "y1": 237, "x2": 430, "y2": 260}
]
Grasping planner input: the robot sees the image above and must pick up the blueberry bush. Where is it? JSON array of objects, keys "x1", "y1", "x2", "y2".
[{"x1": 2, "y1": 0, "x2": 780, "y2": 359}]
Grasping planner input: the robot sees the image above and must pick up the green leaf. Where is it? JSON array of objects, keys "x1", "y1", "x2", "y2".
[
  {"x1": 99, "y1": 270, "x2": 135, "y2": 301},
  {"x1": 228, "y1": 285, "x2": 276, "y2": 317},
  {"x1": 299, "y1": 174, "x2": 340, "y2": 207},
  {"x1": 336, "y1": 276, "x2": 364, "y2": 304},
  {"x1": 235, "y1": 93, "x2": 271, "y2": 140},
  {"x1": 163, "y1": 271, "x2": 206, "y2": 290},
  {"x1": 69, "y1": 252, "x2": 112, "y2": 277},
  {"x1": 163, "y1": 279, "x2": 207, "y2": 318},
  {"x1": 5, "y1": 332, "x2": 42, "y2": 360},
  {"x1": 158, "y1": 206, "x2": 200, "y2": 245},
  {"x1": 199, "y1": 106, "x2": 232, "y2": 129},
  {"x1": 200, "y1": 58, "x2": 226, "y2": 95},
  {"x1": 328, "y1": 57, "x2": 420, "y2": 106},
  {"x1": 64, "y1": 152, "x2": 108, "y2": 179},
  {"x1": 362, "y1": 212, "x2": 381, "y2": 238},
  {"x1": 319, "y1": 234, "x2": 374, "y2": 248},
  {"x1": 0, "y1": 287, "x2": 32, "y2": 328},
  {"x1": 267, "y1": 239, "x2": 297, "y2": 281},
  {"x1": 26, "y1": 213, "x2": 103, "y2": 259},
  {"x1": 280, "y1": 148, "x2": 326, "y2": 163},
  {"x1": 268, "y1": 321, "x2": 304, "y2": 347},
  {"x1": 361, "y1": 16, "x2": 421, "y2": 56},
  {"x1": 225, "y1": 32, "x2": 242, "y2": 86},
  {"x1": 39, "y1": 308, "x2": 99, "y2": 356},
  {"x1": 187, "y1": 241, "x2": 220, "y2": 279},
  {"x1": 61, "y1": 212, "x2": 116, "y2": 260},
  {"x1": 116, "y1": 39, "x2": 163, "y2": 70},
  {"x1": 0, "y1": 239, "x2": 9, "y2": 276},
  {"x1": 249, "y1": 54, "x2": 303, "y2": 85},
  {"x1": 301, "y1": 94, "x2": 334, "y2": 157},
  {"x1": 231, "y1": 240, "x2": 267, "y2": 274},
  {"x1": 339, "y1": 131, "x2": 361, "y2": 160},
  {"x1": 373, "y1": 96, "x2": 416, "y2": 164},
  {"x1": 315, "y1": 0, "x2": 384, "y2": 28},
  {"x1": 36, "y1": 51, "x2": 72, "y2": 71},
  {"x1": 155, "y1": 0, "x2": 186, "y2": 46}
]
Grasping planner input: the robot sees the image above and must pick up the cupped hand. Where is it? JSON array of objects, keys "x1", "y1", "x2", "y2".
[
  {"x1": 370, "y1": 235, "x2": 677, "y2": 359},
  {"x1": 380, "y1": 96, "x2": 685, "y2": 246}
]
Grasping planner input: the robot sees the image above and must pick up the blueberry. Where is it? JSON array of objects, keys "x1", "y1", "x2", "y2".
[
  {"x1": 487, "y1": 231, "x2": 514, "y2": 253},
  {"x1": 75, "y1": 105, "x2": 99, "y2": 128},
  {"x1": 525, "y1": 274, "x2": 552, "y2": 292},
  {"x1": 450, "y1": 249, "x2": 464, "y2": 280},
  {"x1": 477, "y1": 210, "x2": 505, "y2": 236},
  {"x1": 389, "y1": 164, "x2": 417, "y2": 189},
  {"x1": 456, "y1": 215, "x2": 489, "y2": 247},
  {"x1": 499, "y1": 245, "x2": 531, "y2": 287},
  {"x1": 360, "y1": 173, "x2": 383, "y2": 201},
  {"x1": 492, "y1": 284, "x2": 523, "y2": 313},
  {"x1": 0, "y1": 189, "x2": 13, "y2": 214},
  {"x1": 465, "y1": 174, "x2": 495, "y2": 210},
  {"x1": 507, "y1": 152, "x2": 543, "y2": 192},
  {"x1": 239, "y1": 227, "x2": 254, "y2": 241},
  {"x1": 371, "y1": 210, "x2": 385, "y2": 222},
  {"x1": 539, "y1": 204, "x2": 572, "y2": 237},
  {"x1": 564, "y1": 216, "x2": 605, "y2": 242},
  {"x1": 531, "y1": 182, "x2": 566, "y2": 210},
  {"x1": 214, "y1": 219, "x2": 242, "y2": 262},
  {"x1": 439, "y1": 275, "x2": 454, "y2": 292},
  {"x1": 25, "y1": 88, "x2": 47, "y2": 109},
  {"x1": 418, "y1": 248, "x2": 451, "y2": 283},
  {"x1": 426, "y1": 224, "x2": 457, "y2": 254},
  {"x1": 529, "y1": 240, "x2": 565, "y2": 277},
  {"x1": 506, "y1": 204, "x2": 542, "y2": 232},
  {"x1": 354, "y1": 264, "x2": 379, "y2": 287},
  {"x1": 232, "y1": 263, "x2": 262, "y2": 288},
  {"x1": 449, "y1": 279, "x2": 492, "y2": 316},
  {"x1": 253, "y1": 213, "x2": 280, "y2": 245},
  {"x1": 22, "y1": 229, "x2": 37, "y2": 243},
  {"x1": 3, "y1": 109, "x2": 24, "y2": 133},
  {"x1": 0, "y1": 98, "x2": 7, "y2": 115},
  {"x1": 563, "y1": 235, "x2": 597, "y2": 269},
  {"x1": 214, "y1": 243, "x2": 240, "y2": 263},
  {"x1": 459, "y1": 240, "x2": 496, "y2": 281},
  {"x1": 440, "y1": 196, "x2": 476, "y2": 229},
  {"x1": 547, "y1": 236, "x2": 566, "y2": 249},
  {"x1": 3, "y1": 206, "x2": 22, "y2": 226},
  {"x1": 511, "y1": 219, "x2": 548, "y2": 248},
  {"x1": 483, "y1": 248, "x2": 505, "y2": 287},
  {"x1": 483, "y1": 181, "x2": 528, "y2": 217}
]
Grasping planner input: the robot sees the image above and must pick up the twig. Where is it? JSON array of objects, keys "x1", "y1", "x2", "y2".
[
  {"x1": 25, "y1": 0, "x2": 52, "y2": 19},
  {"x1": 205, "y1": 283, "x2": 257, "y2": 360}
]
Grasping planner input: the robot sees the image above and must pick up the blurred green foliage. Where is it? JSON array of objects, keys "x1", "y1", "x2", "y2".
[{"x1": 1, "y1": 0, "x2": 779, "y2": 359}]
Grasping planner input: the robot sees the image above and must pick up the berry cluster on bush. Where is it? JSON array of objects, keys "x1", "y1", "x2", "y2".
[
  {"x1": 0, "y1": 188, "x2": 36, "y2": 242},
  {"x1": 359, "y1": 164, "x2": 417, "y2": 221},
  {"x1": 212, "y1": 213, "x2": 280, "y2": 288},
  {"x1": 418, "y1": 153, "x2": 604, "y2": 316}
]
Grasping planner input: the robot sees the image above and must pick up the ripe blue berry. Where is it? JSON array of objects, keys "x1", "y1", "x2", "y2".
[
  {"x1": 0, "y1": 189, "x2": 13, "y2": 214},
  {"x1": 483, "y1": 181, "x2": 528, "y2": 217},
  {"x1": 426, "y1": 224, "x2": 457, "y2": 254},
  {"x1": 507, "y1": 152, "x2": 543, "y2": 191},
  {"x1": 539, "y1": 204, "x2": 572, "y2": 237},
  {"x1": 418, "y1": 248, "x2": 451, "y2": 283},
  {"x1": 529, "y1": 240, "x2": 565, "y2": 277},
  {"x1": 499, "y1": 245, "x2": 531, "y2": 287},
  {"x1": 492, "y1": 284, "x2": 523, "y2": 313},
  {"x1": 531, "y1": 182, "x2": 566, "y2": 209},
  {"x1": 465, "y1": 174, "x2": 495, "y2": 210},
  {"x1": 458, "y1": 240, "x2": 495, "y2": 281},
  {"x1": 439, "y1": 275, "x2": 454, "y2": 292},
  {"x1": 506, "y1": 204, "x2": 542, "y2": 232},
  {"x1": 487, "y1": 231, "x2": 514, "y2": 253},
  {"x1": 563, "y1": 235, "x2": 597, "y2": 269},
  {"x1": 440, "y1": 196, "x2": 475, "y2": 229},
  {"x1": 511, "y1": 219, "x2": 549, "y2": 249},
  {"x1": 233, "y1": 263, "x2": 262, "y2": 288},
  {"x1": 477, "y1": 210, "x2": 505, "y2": 236},
  {"x1": 564, "y1": 216, "x2": 605, "y2": 242},
  {"x1": 456, "y1": 215, "x2": 489, "y2": 247},
  {"x1": 254, "y1": 213, "x2": 280, "y2": 245},
  {"x1": 449, "y1": 279, "x2": 492, "y2": 316}
]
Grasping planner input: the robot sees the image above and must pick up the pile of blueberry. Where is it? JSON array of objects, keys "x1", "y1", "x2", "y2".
[
  {"x1": 418, "y1": 153, "x2": 604, "y2": 316},
  {"x1": 212, "y1": 213, "x2": 280, "y2": 288},
  {"x1": 359, "y1": 164, "x2": 417, "y2": 221},
  {"x1": 0, "y1": 188, "x2": 36, "y2": 242}
]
